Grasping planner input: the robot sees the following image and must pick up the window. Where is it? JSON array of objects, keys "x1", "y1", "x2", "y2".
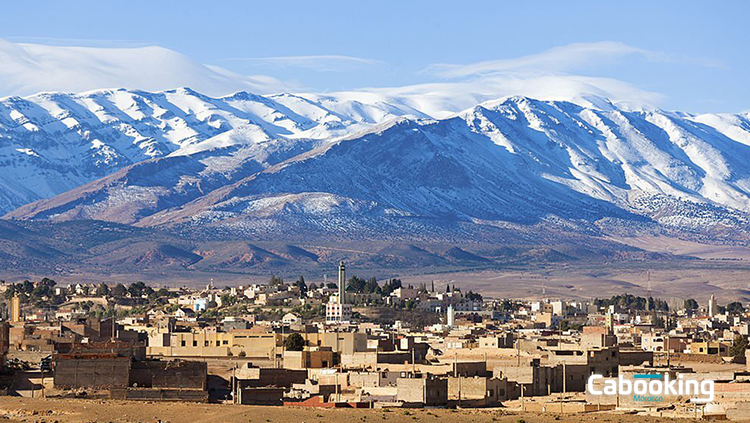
[
  {"x1": 181, "y1": 340, "x2": 186, "y2": 347},
  {"x1": 223, "y1": 340, "x2": 228, "y2": 345},
  {"x1": 193, "y1": 340, "x2": 198, "y2": 347}
]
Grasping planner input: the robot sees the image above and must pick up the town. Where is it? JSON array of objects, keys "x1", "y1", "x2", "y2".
[{"x1": 1, "y1": 262, "x2": 750, "y2": 421}]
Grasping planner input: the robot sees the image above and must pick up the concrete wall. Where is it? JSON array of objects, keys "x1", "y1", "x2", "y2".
[
  {"x1": 396, "y1": 377, "x2": 448, "y2": 406},
  {"x1": 348, "y1": 371, "x2": 399, "y2": 388},
  {"x1": 54, "y1": 358, "x2": 130, "y2": 389},
  {"x1": 447, "y1": 376, "x2": 509, "y2": 404},
  {"x1": 452, "y1": 361, "x2": 488, "y2": 377},
  {"x1": 283, "y1": 350, "x2": 335, "y2": 369},
  {"x1": 129, "y1": 361, "x2": 206, "y2": 389},
  {"x1": 619, "y1": 350, "x2": 654, "y2": 366},
  {"x1": 110, "y1": 388, "x2": 208, "y2": 402},
  {"x1": 236, "y1": 368, "x2": 307, "y2": 388},
  {"x1": 238, "y1": 387, "x2": 285, "y2": 405}
]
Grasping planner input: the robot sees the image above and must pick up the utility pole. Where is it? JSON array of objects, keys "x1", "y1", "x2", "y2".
[
  {"x1": 454, "y1": 353, "x2": 458, "y2": 377},
  {"x1": 560, "y1": 363, "x2": 566, "y2": 414},
  {"x1": 232, "y1": 364, "x2": 237, "y2": 405},
  {"x1": 335, "y1": 371, "x2": 340, "y2": 403},
  {"x1": 458, "y1": 372, "x2": 462, "y2": 408}
]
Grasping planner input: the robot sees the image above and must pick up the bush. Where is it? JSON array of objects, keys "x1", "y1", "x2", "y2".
[{"x1": 284, "y1": 333, "x2": 305, "y2": 351}]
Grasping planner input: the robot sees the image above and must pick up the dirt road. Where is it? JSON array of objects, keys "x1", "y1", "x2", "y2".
[{"x1": 0, "y1": 397, "x2": 693, "y2": 423}]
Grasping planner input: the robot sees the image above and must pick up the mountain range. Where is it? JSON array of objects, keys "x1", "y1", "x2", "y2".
[{"x1": 3, "y1": 88, "x2": 750, "y2": 276}]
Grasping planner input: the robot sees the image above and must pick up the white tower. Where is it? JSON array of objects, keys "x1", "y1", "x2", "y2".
[
  {"x1": 338, "y1": 261, "x2": 346, "y2": 305},
  {"x1": 446, "y1": 305, "x2": 455, "y2": 328},
  {"x1": 708, "y1": 294, "x2": 718, "y2": 318},
  {"x1": 326, "y1": 261, "x2": 352, "y2": 324}
]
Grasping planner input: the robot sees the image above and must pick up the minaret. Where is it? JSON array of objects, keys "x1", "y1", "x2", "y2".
[
  {"x1": 10, "y1": 293, "x2": 21, "y2": 323},
  {"x1": 708, "y1": 294, "x2": 717, "y2": 317},
  {"x1": 605, "y1": 310, "x2": 614, "y2": 335},
  {"x1": 338, "y1": 261, "x2": 346, "y2": 305}
]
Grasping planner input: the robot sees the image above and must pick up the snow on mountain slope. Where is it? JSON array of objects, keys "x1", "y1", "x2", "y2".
[
  {"x1": 7, "y1": 93, "x2": 750, "y2": 243},
  {"x1": 0, "y1": 88, "x2": 419, "y2": 214},
  {"x1": 119, "y1": 97, "x2": 750, "y2": 237}
]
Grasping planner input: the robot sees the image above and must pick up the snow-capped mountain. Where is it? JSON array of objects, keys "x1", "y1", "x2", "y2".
[
  {"x1": 8, "y1": 93, "x2": 750, "y2": 244},
  {"x1": 0, "y1": 87, "x2": 428, "y2": 214}
]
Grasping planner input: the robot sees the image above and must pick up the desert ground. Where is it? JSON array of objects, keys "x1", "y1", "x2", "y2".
[
  {"x1": 0, "y1": 397, "x2": 697, "y2": 423},
  {"x1": 401, "y1": 259, "x2": 750, "y2": 304}
]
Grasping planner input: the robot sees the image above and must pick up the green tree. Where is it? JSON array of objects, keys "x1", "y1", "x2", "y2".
[
  {"x1": 95, "y1": 283, "x2": 110, "y2": 296},
  {"x1": 39, "y1": 277, "x2": 56, "y2": 287},
  {"x1": 684, "y1": 298, "x2": 699, "y2": 310},
  {"x1": 731, "y1": 335, "x2": 749, "y2": 359},
  {"x1": 112, "y1": 283, "x2": 128, "y2": 298},
  {"x1": 284, "y1": 333, "x2": 305, "y2": 351},
  {"x1": 128, "y1": 281, "x2": 150, "y2": 297},
  {"x1": 465, "y1": 290, "x2": 483, "y2": 302},
  {"x1": 727, "y1": 302, "x2": 745, "y2": 314},
  {"x1": 269, "y1": 275, "x2": 284, "y2": 287},
  {"x1": 346, "y1": 276, "x2": 367, "y2": 293},
  {"x1": 220, "y1": 293, "x2": 236, "y2": 307},
  {"x1": 294, "y1": 275, "x2": 308, "y2": 297},
  {"x1": 381, "y1": 278, "x2": 402, "y2": 296},
  {"x1": 3, "y1": 284, "x2": 16, "y2": 300}
]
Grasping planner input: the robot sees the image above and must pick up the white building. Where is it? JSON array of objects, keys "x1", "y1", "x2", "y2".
[
  {"x1": 326, "y1": 261, "x2": 352, "y2": 324},
  {"x1": 282, "y1": 313, "x2": 301, "y2": 324},
  {"x1": 193, "y1": 297, "x2": 208, "y2": 312}
]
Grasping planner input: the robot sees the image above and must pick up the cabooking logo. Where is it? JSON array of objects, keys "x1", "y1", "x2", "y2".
[{"x1": 587, "y1": 373, "x2": 714, "y2": 403}]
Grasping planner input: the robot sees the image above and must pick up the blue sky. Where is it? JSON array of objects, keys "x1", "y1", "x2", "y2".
[{"x1": 1, "y1": 0, "x2": 748, "y2": 113}]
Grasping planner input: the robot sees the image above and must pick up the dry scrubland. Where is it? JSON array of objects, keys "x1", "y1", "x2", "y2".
[
  {"x1": 402, "y1": 260, "x2": 750, "y2": 304},
  {"x1": 0, "y1": 397, "x2": 694, "y2": 423}
]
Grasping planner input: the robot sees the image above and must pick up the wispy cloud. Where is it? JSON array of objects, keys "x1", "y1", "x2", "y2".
[
  {"x1": 0, "y1": 37, "x2": 293, "y2": 97},
  {"x1": 5, "y1": 36, "x2": 155, "y2": 48},
  {"x1": 426, "y1": 41, "x2": 723, "y2": 79},
  {"x1": 222, "y1": 55, "x2": 383, "y2": 72},
  {"x1": 346, "y1": 73, "x2": 664, "y2": 119}
]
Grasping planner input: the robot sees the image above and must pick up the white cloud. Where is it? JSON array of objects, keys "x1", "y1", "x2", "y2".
[
  {"x1": 332, "y1": 41, "x2": 709, "y2": 117},
  {"x1": 222, "y1": 55, "x2": 383, "y2": 72},
  {"x1": 0, "y1": 38, "x2": 703, "y2": 117},
  {"x1": 426, "y1": 42, "x2": 658, "y2": 78},
  {"x1": 0, "y1": 38, "x2": 292, "y2": 98},
  {"x1": 321, "y1": 73, "x2": 662, "y2": 119},
  {"x1": 320, "y1": 42, "x2": 674, "y2": 118}
]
